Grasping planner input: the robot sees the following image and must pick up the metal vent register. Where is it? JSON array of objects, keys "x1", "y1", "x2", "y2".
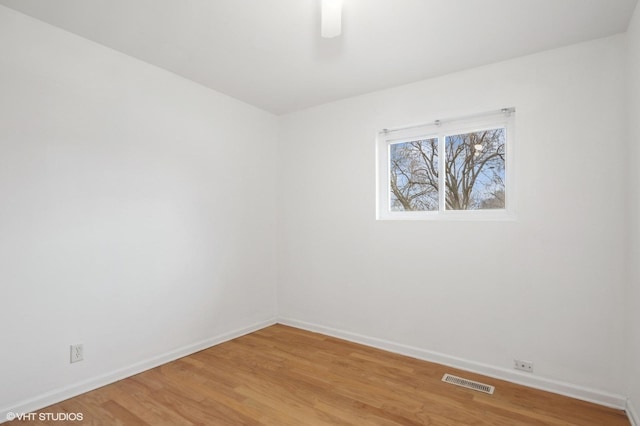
[{"x1": 442, "y1": 374, "x2": 495, "y2": 394}]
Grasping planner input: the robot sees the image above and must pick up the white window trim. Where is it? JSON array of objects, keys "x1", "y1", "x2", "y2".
[{"x1": 376, "y1": 109, "x2": 516, "y2": 221}]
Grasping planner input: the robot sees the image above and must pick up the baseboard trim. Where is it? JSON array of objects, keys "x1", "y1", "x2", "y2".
[
  {"x1": 628, "y1": 398, "x2": 639, "y2": 426},
  {"x1": 0, "y1": 318, "x2": 277, "y2": 424},
  {"x1": 277, "y1": 317, "x2": 627, "y2": 410},
  {"x1": 2, "y1": 317, "x2": 629, "y2": 423}
]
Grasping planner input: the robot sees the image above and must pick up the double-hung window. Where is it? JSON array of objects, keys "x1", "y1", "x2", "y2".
[{"x1": 376, "y1": 108, "x2": 515, "y2": 220}]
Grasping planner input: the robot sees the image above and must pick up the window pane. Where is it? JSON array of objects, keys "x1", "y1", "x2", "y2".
[
  {"x1": 445, "y1": 128, "x2": 505, "y2": 210},
  {"x1": 389, "y1": 138, "x2": 438, "y2": 211}
]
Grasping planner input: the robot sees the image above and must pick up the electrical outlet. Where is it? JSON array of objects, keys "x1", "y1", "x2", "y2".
[
  {"x1": 70, "y1": 344, "x2": 83, "y2": 363},
  {"x1": 514, "y1": 359, "x2": 533, "y2": 372}
]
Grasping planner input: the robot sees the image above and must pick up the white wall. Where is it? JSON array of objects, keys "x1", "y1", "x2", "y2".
[
  {"x1": 0, "y1": 5, "x2": 278, "y2": 414},
  {"x1": 627, "y1": 1, "x2": 640, "y2": 421},
  {"x1": 278, "y1": 35, "x2": 628, "y2": 401}
]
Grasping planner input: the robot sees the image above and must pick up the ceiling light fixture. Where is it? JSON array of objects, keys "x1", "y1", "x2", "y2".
[{"x1": 321, "y1": 0, "x2": 343, "y2": 38}]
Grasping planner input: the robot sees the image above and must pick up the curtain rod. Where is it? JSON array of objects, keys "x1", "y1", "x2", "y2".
[{"x1": 379, "y1": 107, "x2": 515, "y2": 135}]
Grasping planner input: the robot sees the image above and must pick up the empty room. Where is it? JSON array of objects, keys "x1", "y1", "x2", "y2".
[{"x1": 1, "y1": 0, "x2": 640, "y2": 424}]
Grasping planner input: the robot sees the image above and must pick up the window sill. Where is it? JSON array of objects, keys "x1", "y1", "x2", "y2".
[{"x1": 376, "y1": 210, "x2": 516, "y2": 221}]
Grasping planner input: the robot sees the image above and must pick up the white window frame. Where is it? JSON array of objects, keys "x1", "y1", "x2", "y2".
[{"x1": 376, "y1": 109, "x2": 516, "y2": 221}]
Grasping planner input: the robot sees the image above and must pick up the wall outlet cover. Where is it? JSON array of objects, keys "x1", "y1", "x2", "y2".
[
  {"x1": 514, "y1": 359, "x2": 533, "y2": 372},
  {"x1": 70, "y1": 344, "x2": 83, "y2": 363}
]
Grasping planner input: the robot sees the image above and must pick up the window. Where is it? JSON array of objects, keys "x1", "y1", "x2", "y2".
[{"x1": 377, "y1": 108, "x2": 515, "y2": 220}]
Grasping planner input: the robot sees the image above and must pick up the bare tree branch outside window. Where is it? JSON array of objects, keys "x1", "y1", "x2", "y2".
[
  {"x1": 389, "y1": 138, "x2": 438, "y2": 211},
  {"x1": 389, "y1": 128, "x2": 505, "y2": 211}
]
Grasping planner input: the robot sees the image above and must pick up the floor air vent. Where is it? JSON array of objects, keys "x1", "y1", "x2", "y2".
[{"x1": 442, "y1": 374, "x2": 495, "y2": 394}]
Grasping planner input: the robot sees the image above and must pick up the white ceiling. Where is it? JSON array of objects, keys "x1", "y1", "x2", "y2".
[{"x1": 1, "y1": 0, "x2": 637, "y2": 114}]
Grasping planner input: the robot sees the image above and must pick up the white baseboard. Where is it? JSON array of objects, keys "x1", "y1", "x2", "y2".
[
  {"x1": 0, "y1": 318, "x2": 277, "y2": 424},
  {"x1": 277, "y1": 317, "x2": 627, "y2": 410},
  {"x1": 629, "y1": 398, "x2": 639, "y2": 426},
  {"x1": 2, "y1": 317, "x2": 630, "y2": 424}
]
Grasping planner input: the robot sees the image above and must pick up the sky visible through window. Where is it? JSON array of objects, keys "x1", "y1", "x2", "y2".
[
  {"x1": 390, "y1": 128, "x2": 505, "y2": 211},
  {"x1": 390, "y1": 138, "x2": 438, "y2": 211}
]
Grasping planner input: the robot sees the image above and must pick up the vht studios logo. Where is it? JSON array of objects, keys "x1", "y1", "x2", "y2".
[{"x1": 6, "y1": 411, "x2": 84, "y2": 422}]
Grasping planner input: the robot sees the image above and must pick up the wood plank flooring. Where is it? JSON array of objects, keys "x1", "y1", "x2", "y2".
[{"x1": 10, "y1": 324, "x2": 629, "y2": 425}]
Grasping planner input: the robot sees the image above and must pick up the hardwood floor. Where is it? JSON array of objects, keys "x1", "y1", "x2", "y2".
[{"x1": 12, "y1": 324, "x2": 629, "y2": 425}]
